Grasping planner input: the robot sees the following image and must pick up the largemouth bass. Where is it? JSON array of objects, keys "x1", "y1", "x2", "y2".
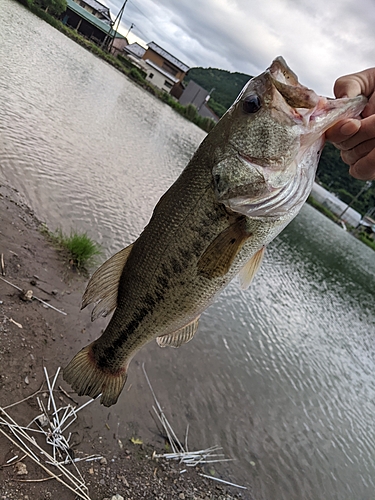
[{"x1": 64, "y1": 57, "x2": 366, "y2": 406}]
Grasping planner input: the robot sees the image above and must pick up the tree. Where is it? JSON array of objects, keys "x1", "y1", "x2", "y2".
[
  {"x1": 317, "y1": 142, "x2": 375, "y2": 215},
  {"x1": 34, "y1": 0, "x2": 67, "y2": 16}
]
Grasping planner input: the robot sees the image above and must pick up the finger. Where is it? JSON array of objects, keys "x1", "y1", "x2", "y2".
[
  {"x1": 341, "y1": 138, "x2": 375, "y2": 165},
  {"x1": 335, "y1": 115, "x2": 375, "y2": 151},
  {"x1": 362, "y1": 91, "x2": 375, "y2": 118},
  {"x1": 349, "y1": 149, "x2": 375, "y2": 181},
  {"x1": 334, "y1": 68, "x2": 375, "y2": 99},
  {"x1": 325, "y1": 119, "x2": 361, "y2": 144}
]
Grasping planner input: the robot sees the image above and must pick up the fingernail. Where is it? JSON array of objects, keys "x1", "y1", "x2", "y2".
[{"x1": 340, "y1": 119, "x2": 361, "y2": 136}]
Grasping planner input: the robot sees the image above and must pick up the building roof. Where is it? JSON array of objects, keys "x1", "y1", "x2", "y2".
[
  {"x1": 144, "y1": 59, "x2": 179, "y2": 83},
  {"x1": 80, "y1": 0, "x2": 111, "y2": 21},
  {"x1": 147, "y1": 41, "x2": 189, "y2": 73},
  {"x1": 66, "y1": 0, "x2": 125, "y2": 38},
  {"x1": 311, "y1": 182, "x2": 362, "y2": 226},
  {"x1": 124, "y1": 42, "x2": 146, "y2": 59}
]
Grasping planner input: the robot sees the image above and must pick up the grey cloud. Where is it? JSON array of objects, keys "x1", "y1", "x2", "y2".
[{"x1": 109, "y1": 0, "x2": 374, "y2": 95}]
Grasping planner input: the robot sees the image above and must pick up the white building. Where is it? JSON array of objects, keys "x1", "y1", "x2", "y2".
[{"x1": 310, "y1": 182, "x2": 362, "y2": 227}]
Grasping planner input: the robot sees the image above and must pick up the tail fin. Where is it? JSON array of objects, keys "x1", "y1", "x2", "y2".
[{"x1": 63, "y1": 344, "x2": 127, "y2": 407}]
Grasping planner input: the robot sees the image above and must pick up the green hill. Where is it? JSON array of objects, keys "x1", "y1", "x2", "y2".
[{"x1": 184, "y1": 67, "x2": 252, "y2": 118}]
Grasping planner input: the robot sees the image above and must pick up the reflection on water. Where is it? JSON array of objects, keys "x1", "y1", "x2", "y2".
[{"x1": 1, "y1": 3, "x2": 375, "y2": 498}]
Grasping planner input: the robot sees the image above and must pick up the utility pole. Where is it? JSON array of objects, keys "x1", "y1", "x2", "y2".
[
  {"x1": 126, "y1": 23, "x2": 135, "y2": 38},
  {"x1": 336, "y1": 181, "x2": 372, "y2": 222},
  {"x1": 108, "y1": 0, "x2": 128, "y2": 53}
]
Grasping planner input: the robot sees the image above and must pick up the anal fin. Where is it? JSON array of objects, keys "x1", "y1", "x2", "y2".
[
  {"x1": 82, "y1": 243, "x2": 134, "y2": 321},
  {"x1": 238, "y1": 246, "x2": 266, "y2": 289},
  {"x1": 156, "y1": 315, "x2": 201, "y2": 348}
]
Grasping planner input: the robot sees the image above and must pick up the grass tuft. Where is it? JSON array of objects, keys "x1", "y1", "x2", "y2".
[
  {"x1": 60, "y1": 231, "x2": 102, "y2": 268},
  {"x1": 42, "y1": 226, "x2": 102, "y2": 270}
]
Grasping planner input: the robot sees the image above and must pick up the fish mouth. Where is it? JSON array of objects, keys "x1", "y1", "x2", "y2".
[
  {"x1": 269, "y1": 58, "x2": 329, "y2": 126},
  {"x1": 238, "y1": 152, "x2": 279, "y2": 186},
  {"x1": 237, "y1": 151, "x2": 295, "y2": 191},
  {"x1": 237, "y1": 152, "x2": 287, "y2": 192},
  {"x1": 270, "y1": 57, "x2": 319, "y2": 110},
  {"x1": 230, "y1": 147, "x2": 318, "y2": 219},
  {"x1": 268, "y1": 56, "x2": 367, "y2": 131}
]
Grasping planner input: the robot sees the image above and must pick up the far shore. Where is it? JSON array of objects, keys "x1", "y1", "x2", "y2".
[{"x1": 13, "y1": 0, "x2": 217, "y2": 134}]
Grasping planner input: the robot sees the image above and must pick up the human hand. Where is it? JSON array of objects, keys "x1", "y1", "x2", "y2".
[{"x1": 325, "y1": 68, "x2": 375, "y2": 181}]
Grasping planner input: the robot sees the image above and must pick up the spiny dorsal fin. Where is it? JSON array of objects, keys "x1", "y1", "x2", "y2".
[
  {"x1": 197, "y1": 217, "x2": 250, "y2": 279},
  {"x1": 238, "y1": 246, "x2": 266, "y2": 290},
  {"x1": 156, "y1": 315, "x2": 201, "y2": 348},
  {"x1": 82, "y1": 244, "x2": 134, "y2": 321}
]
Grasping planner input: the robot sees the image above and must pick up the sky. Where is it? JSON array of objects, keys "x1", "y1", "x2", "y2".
[{"x1": 105, "y1": 0, "x2": 375, "y2": 97}]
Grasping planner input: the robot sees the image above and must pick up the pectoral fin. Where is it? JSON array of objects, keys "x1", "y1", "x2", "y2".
[
  {"x1": 197, "y1": 217, "x2": 250, "y2": 279},
  {"x1": 156, "y1": 315, "x2": 201, "y2": 348},
  {"x1": 238, "y1": 246, "x2": 265, "y2": 289},
  {"x1": 82, "y1": 243, "x2": 134, "y2": 320}
]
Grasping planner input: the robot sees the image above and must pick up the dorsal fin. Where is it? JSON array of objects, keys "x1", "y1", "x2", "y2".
[
  {"x1": 197, "y1": 217, "x2": 250, "y2": 279},
  {"x1": 81, "y1": 244, "x2": 134, "y2": 321},
  {"x1": 156, "y1": 315, "x2": 201, "y2": 348},
  {"x1": 238, "y1": 246, "x2": 266, "y2": 290}
]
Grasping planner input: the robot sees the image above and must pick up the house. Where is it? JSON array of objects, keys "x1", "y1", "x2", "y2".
[
  {"x1": 358, "y1": 208, "x2": 375, "y2": 238},
  {"x1": 120, "y1": 40, "x2": 191, "y2": 94},
  {"x1": 70, "y1": 0, "x2": 112, "y2": 24},
  {"x1": 310, "y1": 182, "x2": 362, "y2": 227},
  {"x1": 62, "y1": 0, "x2": 127, "y2": 52},
  {"x1": 141, "y1": 42, "x2": 189, "y2": 93},
  {"x1": 179, "y1": 80, "x2": 219, "y2": 122},
  {"x1": 123, "y1": 42, "x2": 146, "y2": 60},
  {"x1": 122, "y1": 42, "x2": 147, "y2": 68}
]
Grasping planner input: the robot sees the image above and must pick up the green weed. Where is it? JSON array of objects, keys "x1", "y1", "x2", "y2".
[{"x1": 42, "y1": 226, "x2": 102, "y2": 270}]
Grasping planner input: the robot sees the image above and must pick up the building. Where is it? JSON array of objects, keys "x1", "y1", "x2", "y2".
[
  {"x1": 70, "y1": 0, "x2": 112, "y2": 24},
  {"x1": 357, "y1": 208, "x2": 375, "y2": 238},
  {"x1": 310, "y1": 182, "x2": 362, "y2": 227},
  {"x1": 179, "y1": 80, "x2": 219, "y2": 122},
  {"x1": 141, "y1": 42, "x2": 189, "y2": 93},
  {"x1": 123, "y1": 42, "x2": 146, "y2": 60},
  {"x1": 120, "y1": 41, "x2": 189, "y2": 93},
  {"x1": 62, "y1": 0, "x2": 127, "y2": 52}
]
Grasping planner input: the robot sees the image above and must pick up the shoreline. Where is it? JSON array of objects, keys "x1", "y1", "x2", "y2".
[
  {"x1": 0, "y1": 182, "x2": 250, "y2": 499},
  {"x1": 13, "y1": 0, "x2": 216, "y2": 134}
]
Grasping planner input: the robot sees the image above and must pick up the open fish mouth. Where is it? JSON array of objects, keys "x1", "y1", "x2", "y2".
[{"x1": 268, "y1": 56, "x2": 366, "y2": 129}]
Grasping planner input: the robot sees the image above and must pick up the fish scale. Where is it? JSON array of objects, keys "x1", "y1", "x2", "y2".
[{"x1": 64, "y1": 57, "x2": 366, "y2": 406}]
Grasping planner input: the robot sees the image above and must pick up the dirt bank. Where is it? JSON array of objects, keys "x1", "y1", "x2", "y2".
[{"x1": 0, "y1": 183, "x2": 250, "y2": 500}]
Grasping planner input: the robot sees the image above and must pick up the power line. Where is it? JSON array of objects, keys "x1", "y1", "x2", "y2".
[{"x1": 128, "y1": 0, "x2": 153, "y2": 22}]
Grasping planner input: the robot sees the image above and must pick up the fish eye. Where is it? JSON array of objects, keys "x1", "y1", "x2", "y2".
[{"x1": 242, "y1": 95, "x2": 261, "y2": 114}]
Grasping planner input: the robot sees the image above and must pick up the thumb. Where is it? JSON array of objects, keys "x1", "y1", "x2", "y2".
[
  {"x1": 334, "y1": 76, "x2": 362, "y2": 98},
  {"x1": 334, "y1": 68, "x2": 375, "y2": 99}
]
